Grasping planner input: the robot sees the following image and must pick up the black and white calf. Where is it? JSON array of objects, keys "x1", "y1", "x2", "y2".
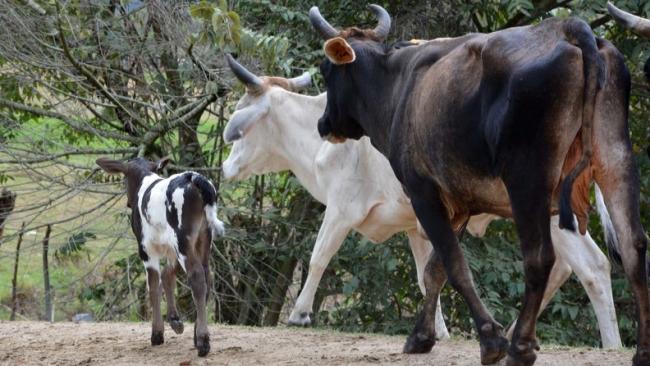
[{"x1": 96, "y1": 157, "x2": 225, "y2": 357}]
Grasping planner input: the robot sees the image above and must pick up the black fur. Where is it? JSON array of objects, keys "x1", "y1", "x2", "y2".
[{"x1": 191, "y1": 174, "x2": 217, "y2": 207}]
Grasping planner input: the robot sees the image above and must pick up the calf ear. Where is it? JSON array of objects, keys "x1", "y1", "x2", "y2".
[
  {"x1": 153, "y1": 156, "x2": 172, "y2": 172},
  {"x1": 324, "y1": 37, "x2": 356, "y2": 65},
  {"x1": 96, "y1": 158, "x2": 127, "y2": 174}
]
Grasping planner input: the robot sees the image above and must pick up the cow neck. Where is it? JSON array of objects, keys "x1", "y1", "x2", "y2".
[
  {"x1": 270, "y1": 90, "x2": 328, "y2": 202},
  {"x1": 355, "y1": 35, "x2": 478, "y2": 158}
]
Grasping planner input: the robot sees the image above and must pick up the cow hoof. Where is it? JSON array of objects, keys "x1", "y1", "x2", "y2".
[
  {"x1": 480, "y1": 336, "x2": 508, "y2": 365},
  {"x1": 169, "y1": 318, "x2": 184, "y2": 334},
  {"x1": 634, "y1": 348, "x2": 650, "y2": 366},
  {"x1": 287, "y1": 312, "x2": 312, "y2": 327},
  {"x1": 196, "y1": 334, "x2": 210, "y2": 357},
  {"x1": 403, "y1": 332, "x2": 435, "y2": 354},
  {"x1": 151, "y1": 331, "x2": 164, "y2": 346},
  {"x1": 505, "y1": 339, "x2": 538, "y2": 366}
]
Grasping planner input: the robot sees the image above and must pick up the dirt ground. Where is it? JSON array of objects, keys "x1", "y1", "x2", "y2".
[{"x1": 0, "y1": 321, "x2": 634, "y2": 366}]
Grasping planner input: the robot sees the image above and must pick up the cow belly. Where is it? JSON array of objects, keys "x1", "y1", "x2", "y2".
[{"x1": 354, "y1": 201, "x2": 417, "y2": 243}]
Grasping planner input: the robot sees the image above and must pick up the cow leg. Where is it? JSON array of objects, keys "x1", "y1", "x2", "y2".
[
  {"x1": 597, "y1": 173, "x2": 649, "y2": 363},
  {"x1": 549, "y1": 217, "x2": 621, "y2": 348},
  {"x1": 504, "y1": 181, "x2": 556, "y2": 366},
  {"x1": 594, "y1": 39, "x2": 650, "y2": 364},
  {"x1": 289, "y1": 208, "x2": 352, "y2": 326},
  {"x1": 406, "y1": 229, "x2": 450, "y2": 340},
  {"x1": 186, "y1": 255, "x2": 210, "y2": 357},
  {"x1": 145, "y1": 263, "x2": 164, "y2": 346},
  {"x1": 506, "y1": 250, "x2": 571, "y2": 340},
  {"x1": 403, "y1": 184, "x2": 507, "y2": 364},
  {"x1": 161, "y1": 263, "x2": 184, "y2": 334},
  {"x1": 403, "y1": 248, "x2": 448, "y2": 353}
]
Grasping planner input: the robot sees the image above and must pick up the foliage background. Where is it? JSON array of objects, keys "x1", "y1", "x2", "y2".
[{"x1": 0, "y1": 0, "x2": 648, "y2": 349}]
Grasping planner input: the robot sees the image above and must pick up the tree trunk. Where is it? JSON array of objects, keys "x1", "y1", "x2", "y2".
[
  {"x1": 42, "y1": 225, "x2": 53, "y2": 322},
  {"x1": 0, "y1": 188, "x2": 16, "y2": 242},
  {"x1": 263, "y1": 256, "x2": 298, "y2": 326},
  {"x1": 10, "y1": 222, "x2": 25, "y2": 321}
]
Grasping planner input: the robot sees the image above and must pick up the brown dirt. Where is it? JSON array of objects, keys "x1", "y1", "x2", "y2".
[{"x1": 0, "y1": 321, "x2": 633, "y2": 366}]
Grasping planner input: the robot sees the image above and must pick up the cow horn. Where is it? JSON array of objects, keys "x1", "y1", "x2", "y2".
[
  {"x1": 288, "y1": 72, "x2": 312, "y2": 90},
  {"x1": 309, "y1": 6, "x2": 338, "y2": 40},
  {"x1": 226, "y1": 54, "x2": 263, "y2": 89},
  {"x1": 607, "y1": 2, "x2": 650, "y2": 39},
  {"x1": 369, "y1": 4, "x2": 391, "y2": 40}
]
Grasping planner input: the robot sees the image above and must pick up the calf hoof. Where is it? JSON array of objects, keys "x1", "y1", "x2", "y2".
[
  {"x1": 403, "y1": 332, "x2": 435, "y2": 354},
  {"x1": 287, "y1": 312, "x2": 312, "y2": 327},
  {"x1": 196, "y1": 334, "x2": 210, "y2": 357},
  {"x1": 151, "y1": 331, "x2": 164, "y2": 346},
  {"x1": 169, "y1": 317, "x2": 184, "y2": 334},
  {"x1": 505, "y1": 339, "x2": 539, "y2": 366},
  {"x1": 634, "y1": 348, "x2": 650, "y2": 366}
]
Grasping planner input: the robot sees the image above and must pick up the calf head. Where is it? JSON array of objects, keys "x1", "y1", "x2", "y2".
[
  {"x1": 310, "y1": 4, "x2": 391, "y2": 143},
  {"x1": 96, "y1": 157, "x2": 170, "y2": 208},
  {"x1": 222, "y1": 54, "x2": 311, "y2": 180}
]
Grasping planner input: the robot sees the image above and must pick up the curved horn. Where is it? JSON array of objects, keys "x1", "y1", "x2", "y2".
[
  {"x1": 288, "y1": 72, "x2": 312, "y2": 91},
  {"x1": 225, "y1": 54, "x2": 263, "y2": 89},
  {"x1": 309, "y1": 6, "x2": 338, "y2": 40},
  {"x1": 369, "y1": 4, "x2": 391, "y2": 40},
  {"x1": 607, "y1": 2, "x2": 650, "y2": 39}
]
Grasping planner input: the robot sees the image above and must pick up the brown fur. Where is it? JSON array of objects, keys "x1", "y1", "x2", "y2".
[{"x1": 559, "y1": 130, "x2": 592, "y2": 234}]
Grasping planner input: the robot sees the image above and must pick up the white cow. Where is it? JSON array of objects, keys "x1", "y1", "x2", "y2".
[{"x1": 221, "y1": 55, "x2": 622, "y2": 348}]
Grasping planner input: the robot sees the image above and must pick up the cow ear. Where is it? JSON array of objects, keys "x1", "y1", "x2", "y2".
[
  {"x1": 324, "y1": 37, "x2": 356, "y2": 65},
  {"x1": 153, "y1": 156, "x2": 172, "y2": 172},
  {"x1": 223, "y1": 95, "x2": 270, "y2": 143},
  {"x1": 96, "y1": 158, "x2": 127, "y2": 175}
]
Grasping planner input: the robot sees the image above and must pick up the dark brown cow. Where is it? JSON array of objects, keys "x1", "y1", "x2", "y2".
[{"x1": 310, "y1": 5, "x2": 648, "y2": 366}]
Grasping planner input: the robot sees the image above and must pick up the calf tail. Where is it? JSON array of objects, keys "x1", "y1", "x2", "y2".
[
  {"x1": 191, "y1": 174, "x2": 225, "y2": 238},
  {"x1": 559, "y1": 19, "x2": 606, "y2": 232}
]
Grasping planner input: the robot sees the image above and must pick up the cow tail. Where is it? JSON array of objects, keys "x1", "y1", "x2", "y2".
[
  {"x1": 559, "y1": 20, "x2": 607, "y2": 232},
  {"x1": 191, "y1": 174, "x2": 225, "y2": 238},
  {"x1": 594, "y1": 184, "x2": 621, "y2": 265}
]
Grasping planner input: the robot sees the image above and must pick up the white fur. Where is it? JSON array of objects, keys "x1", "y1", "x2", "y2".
[{"x1": 222, "y1": 87, "x2": 621, "y2": 347}]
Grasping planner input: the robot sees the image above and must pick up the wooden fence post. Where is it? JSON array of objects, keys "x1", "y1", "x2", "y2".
[
  {"x1": 42, "y1": 224, "x2": 53, "y2": 322},
  {"x1": 10, "y1": 222, "x2": 25, "y2": 321}
]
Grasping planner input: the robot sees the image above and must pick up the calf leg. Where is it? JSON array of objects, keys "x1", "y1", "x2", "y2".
[
  {"x1": 289, "y1": 208, "x2": 352, "y2": 326},
  {"x1": 161, "y1": 263, "x2": 184, "y2": 334},
  {"x1": 186, "y1": 256, "x2": 210, "y2": 357},
  {"x1": 406, "y1": 229, "x2": 449, "y2": 340},
  {"x1": 404, "y1": 182, "x2": 507, "y2": 364},
  {"x1": 145, "y1": 264, "x2": 164, "y2": 346}
]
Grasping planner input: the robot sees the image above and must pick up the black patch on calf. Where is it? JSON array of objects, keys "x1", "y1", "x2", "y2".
[
  {"x1": 190, "y1": 174, "x2": 217, "y2": 206},
  {"x1": 140, "y1": 178, "x2": 162, "y2": 223},
  {"x1": 165, "y1": 173, "x2": 194, "y2": 256}
]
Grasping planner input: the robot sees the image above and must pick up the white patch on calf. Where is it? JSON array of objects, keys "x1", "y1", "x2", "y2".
[{"x1": 171, "y1": 188, "x2": 185, "y2": 230}]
